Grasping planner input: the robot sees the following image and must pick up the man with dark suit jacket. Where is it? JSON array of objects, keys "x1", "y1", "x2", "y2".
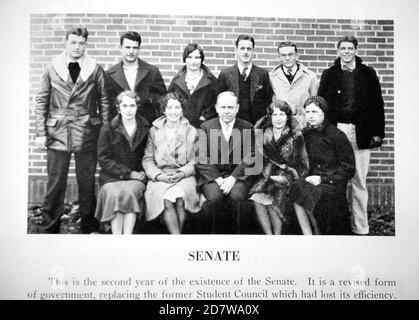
[
  {"x1": 318, "y1": 35, "x2": 385, "y2": 235},
  {"x1": 218, "y1": 34, "x2": 273, "y2": 125},
  {"x1": 106, "y1": 31, "x2": 167, "y2": 123},
  {"x1": 197, "y1": 91, "x2": 255, "y2": 234}
]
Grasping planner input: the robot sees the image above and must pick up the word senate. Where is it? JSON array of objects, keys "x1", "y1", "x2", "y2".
[
  {"x1": 159, "y1": 304, "x2": 260, "y2": 317},
  {"x1": 188, "y1": 250, "x2": 240, "y2": 261}
]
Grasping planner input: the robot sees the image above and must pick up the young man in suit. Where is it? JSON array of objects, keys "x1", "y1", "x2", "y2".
[
  {"x1": 197, "y1": 91, "x2": 255, "y2": 234},
  {"x1": 318, "y1": 35, "x2": 385, "y2": 235},
  {"x1": 106, "y1": 31, "x2": 167, "y2": 123},
  {"x1": 269, "y1": 41, "x2": 319, "y2": 128},
  {"x1": 218, "y1": 34, "x2": 273, "y2": 125},
  {"x1": 35, "y1": 27, "x2": 110, "y2": 233}
]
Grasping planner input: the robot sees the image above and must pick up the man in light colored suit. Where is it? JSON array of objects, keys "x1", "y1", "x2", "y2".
[
  {"x1": 218, "y1": 34, "x2": 273, "y2": 125},
  {"x1": 106, "y1": 31, "x2": 167, "y2": 123},
  {"x1": 269, "y1": 41, "x2": 318, "y2": 128}
]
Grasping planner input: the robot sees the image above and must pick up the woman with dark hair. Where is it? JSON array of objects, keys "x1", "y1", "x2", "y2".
[
  {"x1": 95, "y1": 91, "x2": 149, "y2": 234},
  {"x1": 142, "y1": 92, "x2": 202, "y2": 234},
  {"x1": 290, "y1": 96, "x2": 355, "y2": 235},
  {"x1": 249, "y1": 100, "x2": 309, "y2": 234},
  {"x1": 168, "y1": 43, "x2": 218, "y2": 128}
]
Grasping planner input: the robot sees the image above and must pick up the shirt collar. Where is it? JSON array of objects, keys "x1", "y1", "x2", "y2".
[
  {"x1": 66, "y1": 57, "x2": 81, "y2": 67},
  {"x1": 219, "y1": 118, "x2": 236, "y2": 129},
  {"x1": 282, "y1": 64, "x2": 298, "y2": 75},
  {"x1": 237, "y1": 62, "x2": 252, "y2": 75},
  {"x1": 341, "y1": 59, "x2": 356, "y2": 71},
  {"x1": 123, "y1": 62, "x2": 139, "y2": 70}
]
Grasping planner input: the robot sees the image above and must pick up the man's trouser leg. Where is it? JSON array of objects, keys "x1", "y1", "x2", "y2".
[
  {"x1": 337, "y1": 123, "x2": 370, "y2": 235},
  {"x1": 202, "y1": 182, "x2": 229, "y2": 234},
  {"x1": 74, "y1": 149, "x2": 99, "y2": 234},
  {"x1": 228, "y1": 181, "x2": 251, "y2": 234},
  {"x1": 43, "y1": 149, "x2": 71, "y2": 233}
]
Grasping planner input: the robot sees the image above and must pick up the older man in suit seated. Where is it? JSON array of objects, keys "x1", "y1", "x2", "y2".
[{"x1": 196, "y1": 91, "x2": 256, "y2": 234}]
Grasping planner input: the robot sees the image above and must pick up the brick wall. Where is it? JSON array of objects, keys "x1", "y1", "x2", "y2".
[{"x1": 28, "y1": 13, "x2": 394, "y2": 207}]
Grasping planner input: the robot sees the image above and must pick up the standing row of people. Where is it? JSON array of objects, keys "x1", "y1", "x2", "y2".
[{"x1": 34, "y1": 26, "x2": 385, "y2": 235}]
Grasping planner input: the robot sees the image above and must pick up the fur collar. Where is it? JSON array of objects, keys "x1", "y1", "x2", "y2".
[
  {"x1": 151, "y1": 115, "x2": 191, "y2": 129},
  {"x1": 52, "y1": 52, "x2": 97, "y2": 82}
]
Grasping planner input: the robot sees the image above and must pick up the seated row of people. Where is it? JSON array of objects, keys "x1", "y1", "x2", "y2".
[{"x1": 94, "y1": 90, "x2": 355, "y2": 235}]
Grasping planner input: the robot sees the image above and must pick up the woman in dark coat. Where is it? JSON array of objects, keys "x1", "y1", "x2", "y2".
[
  {"x1": 95, "y1": 91, "x2": 150, "y2": 234},
  {"x1": 290, "y1": 96, "x2": 355, "y2": 235},
  {"x1": 168, "y1": 43, "x2": 218, "y2": 128},
  {"x1": 249, "y1": 100, "x2": 309, "y2": 234}
]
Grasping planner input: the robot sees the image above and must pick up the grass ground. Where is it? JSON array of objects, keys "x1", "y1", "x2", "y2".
[{"x1": 28, "y1": 202, "x2": 395, "y2": 236}]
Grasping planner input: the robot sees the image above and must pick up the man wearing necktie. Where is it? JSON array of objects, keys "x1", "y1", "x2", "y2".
[
  {"x1": 106, "y1": 31, "x2": 167, "y2": 123},
  {"x1": 218, "y1": 34, "x2": 273, "y2": 125},
  {"x1": 196, "y1": 91, "x2": 255, "y2": 234},
  {"x1": 269, "y1": 41, "x2": 319, "y2": 128},
  {"x1": 318, "y1": 35, "x2": 385, "y2": 235},
  {"x1": 35, "y1": 27, "x2": 110, "y2": 233}
]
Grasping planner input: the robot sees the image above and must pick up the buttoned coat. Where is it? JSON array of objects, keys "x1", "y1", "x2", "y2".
[
  {"x1": 290, "y1": 121, "x2": 356, "y2": 234},
  {"x1": 318, "y1": 56, "x2": 385, "y2": 149},
  {"x1": 269, "y1": 63, "x2": 319, "y2": 127},
  {"x1": 142, "y1": 116, "x2": 202, "y2": 220},
  {"x1": 196, "y1": 117, "x2": 255, "y2": 188},
  {"x1": 35, "y1": 52, "x2": 111, "y2": 152},
  {"x1": 304, "y1": 122, "x2": 355, "y2": 188},
  {"x1": 106, "y1": 58, "x2": 167, "y2": 123},
  {"x1": 168, "y1": 64, "x2": 218, "y2": 128},
  {"x1": 97, "y1": 115, "x2": 150, "y2": 186},
  {"x1": 218, "y1": 64, "x2": 273, "y2": 124}
]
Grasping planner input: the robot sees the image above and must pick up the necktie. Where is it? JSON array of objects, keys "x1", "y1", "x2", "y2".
[
  {"x1": 68, "y1": 62, "x2": 81, "y2": 83},
  {"x1": 342, "y1": 64, "x2": 354, "y2": 72},
  {"x1": 241, "y1": 66, "x2": 248, "y2": 81},
  {"x1": 285, "y1": 67, "x2": 294, "y2": 83},
  {"x1": 223, "y1": 123, "x2": 231, "y2": 141}
]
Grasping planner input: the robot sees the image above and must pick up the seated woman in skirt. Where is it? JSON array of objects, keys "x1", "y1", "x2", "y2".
[
  {"x1": 142, "y1": 92, "x2": 202, "y2": 234},
  {"x1": 289, "y1": 96, "x2": 355, "y2": 235},
  {"x1": 249, "y1": 99, "x2": 309, "y2": 234},
  {"x1": 95, "y1": 91, "x2": 150, "y2": 234}
]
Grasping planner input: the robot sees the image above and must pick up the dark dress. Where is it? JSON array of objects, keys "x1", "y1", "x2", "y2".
[
  {"x1": 95, "y1": 115, "x2": 150, "y2": 223},
  {"x1": 289, "y1": 121, "x2": 355, "y2": 234}
]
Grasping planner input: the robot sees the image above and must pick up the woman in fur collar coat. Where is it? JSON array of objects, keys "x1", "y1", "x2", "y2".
[{"x1": 249, "y1": 100, "x2": 309, "y2": 234}]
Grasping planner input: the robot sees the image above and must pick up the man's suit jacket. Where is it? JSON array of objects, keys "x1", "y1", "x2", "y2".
[
  {"x1": 106, "y1": 58, "x2": 167, "y2": 124},
  {"x1": 218, "y1": 64, "x2": 273, "y2": 124},
  {"x1": 196, "y1": 117, "x2": 255, "y2": 188}
]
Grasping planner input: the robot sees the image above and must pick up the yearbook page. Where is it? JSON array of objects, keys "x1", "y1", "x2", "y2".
[{"x1": 0, "y1": 0, "x2": 418, "y2": 305}]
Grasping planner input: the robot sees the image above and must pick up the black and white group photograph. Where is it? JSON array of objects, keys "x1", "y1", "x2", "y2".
[
  {"x1": 1, "y1": 0, "x2": 418, "y2": 302},
  {"x1": 27, "y1": 11, "x2": 393, "y2": 236}
]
